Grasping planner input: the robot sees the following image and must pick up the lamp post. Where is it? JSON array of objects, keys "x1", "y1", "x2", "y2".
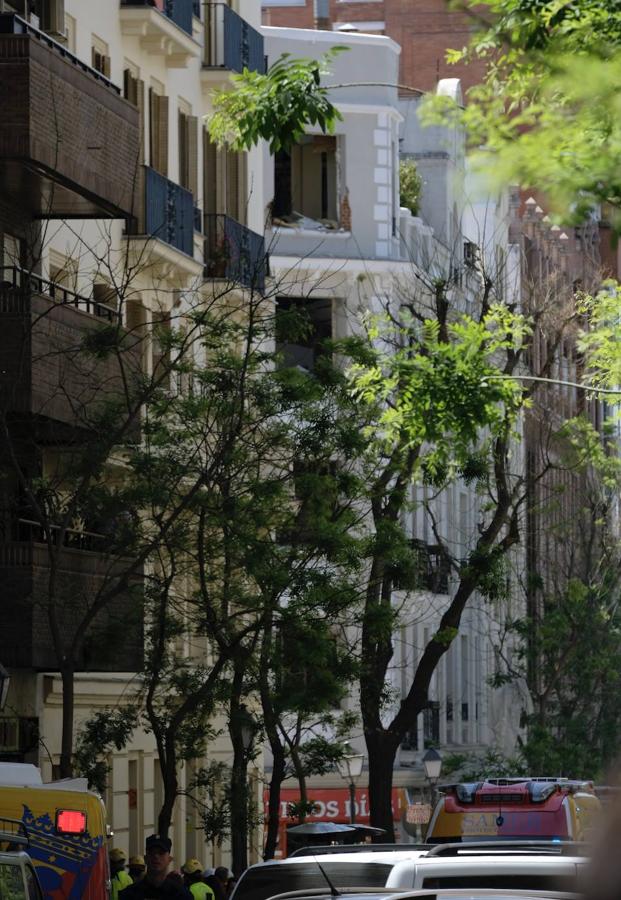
[
  {"x1": 422, "y1": 747, "x2": 442, "y2": 803},
  {"x1": 335, "y1": 744, "x2": 365, "y2": 824},
  {"x1": 0, "y1": 663, "x2": 10, "y2": 711}
]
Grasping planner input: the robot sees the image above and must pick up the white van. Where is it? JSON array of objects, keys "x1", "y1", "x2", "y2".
[{"x1": 231, "y1": 848, "x2": 585, "y2": 900}]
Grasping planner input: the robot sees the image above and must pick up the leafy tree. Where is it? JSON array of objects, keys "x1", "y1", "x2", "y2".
[
  {"x1": 399, "y1": 159, "x2": 423, "y2": 216},
  {"x1": 423, "y1": 0, "x2": 621, "y2": 225}
]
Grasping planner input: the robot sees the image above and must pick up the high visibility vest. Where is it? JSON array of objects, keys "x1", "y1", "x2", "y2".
[
  {"x1": 112, "y1": 869, "x2": 133, "y2": 900},
  {"x1": 189, "y1": 882, "x2": 215, "y2": 900}
]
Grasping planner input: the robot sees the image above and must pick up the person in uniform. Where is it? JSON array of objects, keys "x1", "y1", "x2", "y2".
[
  {"x1": 110, "y1": 848, "x2": 133, "y2": 900},
  {"x1": 181, "y1": 860, "x2": 215, "y2": 900},
  {"x1": 129, "y1": 855, "x2": 147, "y2": 883},
  {"x1": 119, "y1": 835, "x2": 192, "y2": 900}
]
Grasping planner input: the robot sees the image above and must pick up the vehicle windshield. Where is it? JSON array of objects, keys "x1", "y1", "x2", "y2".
[{"x1": 232, "y1": 863, "x2": 393, "y2": 900}]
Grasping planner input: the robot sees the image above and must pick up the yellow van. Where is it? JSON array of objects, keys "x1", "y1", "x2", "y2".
[
  {"x1": 0, "y1": 763, "x2": 110, "y2": 900},
  {"x1": 426, "y1": 777, "x2": 600, "y2": 843}
]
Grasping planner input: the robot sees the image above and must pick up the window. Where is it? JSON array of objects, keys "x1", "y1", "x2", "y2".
[
  {"x1": 0, "y1": 863, "x2": 27, "y2": 900},
  {"x1": 63, "y1": 12, "x2": 75, "y2": 51},
  {"x1": 149, "y1": 87, "x2": 169, "y2": 176},
  {"x1": 38, "y1": 0, "x2": 65, "y2": 36},
  {"x1": 2, "y1": 233, "x2": 22, "y2": 273},
  {"x1": 124, "y1": 66, "x2": 145, "y2": 163},
  {"x1": 48, "y1": 251, "x2": 78, "y2": 292},
  {"x1": 178, "y1": 105, "x2": 198, "y2": 197},
  {"x1": 203, "y1": 129, "x2": 247, "y2": 223},
  {"x1": 92, "y1": 282, "x2": 118, "y2": 312},
  {"x1": 91, "y1": 35, "x2": 110, "y2": 78},
  {"x1": 273, "y1": 135, "x2": 338, "y2": 227},
  {"x1": 276, "y1": 296, "x2": 332, "y2": 371}
]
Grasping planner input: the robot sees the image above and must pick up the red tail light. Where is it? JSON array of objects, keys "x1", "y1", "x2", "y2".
[{"x1": 56, "y1": 810, "x2": 87, "y2": 834}]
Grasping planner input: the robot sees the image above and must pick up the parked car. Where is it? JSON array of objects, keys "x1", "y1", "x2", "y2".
[
  {"x1": 0, "y1": 816, "x2": 44, "y2": 900},
  {"x1": 426, "y1": 779, "x2": 600, "y2": 844}
]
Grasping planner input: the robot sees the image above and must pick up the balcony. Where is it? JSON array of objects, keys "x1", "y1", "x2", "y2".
[
  {"x1": 411, "y1": 539, "x2": 450, "y2": 594},
  {"x1": 202, "y1": 4, "x2": 265, "y2": 75},
  {"x1": 0, "y1": 523, "x2": 143, "y2": 671},
  {"x1": 127, "y1": 167, "x2": 201, "y2": 277},
  {"x1": 204, "y1": 214, "x2": 267, "y2": 292},
  {"x1": 120, "y1": 0, "x2": 200, "y2": 67},
  {"x1": 0, "y1": 14, "x2": 139, "y2": 219},
  {"x1": 0, "y1": 266, "x2": 142, "y2": 433}
]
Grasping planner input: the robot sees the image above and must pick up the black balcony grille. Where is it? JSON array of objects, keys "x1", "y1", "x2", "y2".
[
  {"x1": 0, "y1": 266, "x2": 119, "y2": 321},
  {"x1": 203, "y1": 4, "x2": 265, "y2": 73},
  {"x1": 411, "y1": 539, "x2": 450, "y2": 593},
  {"x1": 204, "y1": 214, "x2": 266, "y2": 293},
  {"x1": 121, "y1": 0, "x2": 194, "y2": 36},
  {"x1": 0, "y1": 13, "x2": 120, "y2": 92},
  {"x1": 141, "y1": 167, "x2": 194, "y2": 257}
]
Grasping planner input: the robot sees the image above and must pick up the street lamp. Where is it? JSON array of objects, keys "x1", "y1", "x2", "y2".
[
  {"x1": 0, "y1": 663, "x2": 9, "y2": 711},
  {"x1": 237, "y1": 704, "x2": 255, "y2": 755},
  {"x1": 335, "y1": 744, "x2": 365, "y2": 824},
  {"x1": 422, "y1": 748, "x2": 442, "y2": 785}
]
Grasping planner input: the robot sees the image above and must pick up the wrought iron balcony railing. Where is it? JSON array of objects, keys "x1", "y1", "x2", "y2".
[
  {"x1": 130, "y1": 166, "x2": 194, "y2": 257},
  {"x1": 204, "y1": 214, "x2": 267, "y2": 292},
  {"x1": 0, "y1": 266, "x2": 119, "y2": 321},
  {"x1": 203, "y1": 4, "x2": 265, "y2": 73},
  {"x1": 120, "y1": 0, "x2": 194, "y2": 37}
]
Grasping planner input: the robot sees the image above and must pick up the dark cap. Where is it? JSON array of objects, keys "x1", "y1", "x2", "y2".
[{"x1": 145, "y1": 835, "x2": 172, "y2": 854}]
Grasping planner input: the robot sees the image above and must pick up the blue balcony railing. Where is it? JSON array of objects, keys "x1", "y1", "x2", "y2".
[
  {"x1": 204, "y1": 215, "x2": 267, "y2": 293},
  {"x1": 120, "y1": 0, "x2": 194, "y2": 37},
  {"x1": 203, "y1": 4, "x2": 265, "y2": 74},
  {"x1": 143, "y1": 167, "x2": 194, "y2": 257}
]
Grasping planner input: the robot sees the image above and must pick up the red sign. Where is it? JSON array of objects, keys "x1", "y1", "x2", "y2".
[{"x1": 264, "y1": 787, "x2": 405, "y2": 824}]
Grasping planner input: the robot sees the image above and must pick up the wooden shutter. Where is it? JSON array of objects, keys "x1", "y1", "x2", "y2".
[
  {"x1": 203, "y1": 128, "x2": 218, "y2": 215},
  {"x1": 150, "y1": 92, "x2": 169, "y2": 176},
  {"x1": 136, "y1": 79, "x2": 145, "y2": 164},
  {"x1": 188, "y1": 116, "x2": 198, "y2": 199},
  {"x1": 238, "y1": 150, "x2": 248, "y2": 225},
  {"x1": 226, "y1": 147, "x2": 239, "y2": 221},
  {"x1": 157, "y1": 94, "x2": 169, "y2": 177},
  {"x1": 178, "y1": 110, "x2": 188, "y2": 188}
]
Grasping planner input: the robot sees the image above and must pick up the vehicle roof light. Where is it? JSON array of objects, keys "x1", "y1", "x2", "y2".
[
  {"x1": 455, "y1": 783, "x2": 480, "y2": 803},
  {"x1": 529, "y1": 782, "x2": 558, "y2": 803},
  {"x1": 56, "y1": 809, "x2": 87, "y2": 834}
]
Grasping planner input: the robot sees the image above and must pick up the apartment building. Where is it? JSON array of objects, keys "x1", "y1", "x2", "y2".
[
  {"x1": 261, "y1": 23, "x2": 525, "y2": 843},
  {"x1": 261, "y1": 0, "x2": 487, "y2": 92},
  {"x1": 0, "y1": 0, "x2": 267, "y2": 865}
]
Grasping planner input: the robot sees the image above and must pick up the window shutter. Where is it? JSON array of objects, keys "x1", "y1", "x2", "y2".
[
  {"x1": 136, "y1": 79, "x2": 145, "y2": 164},
  {"x1": 188, "y1": 116, "x2": 198, "y2": 199},
  {"x1": 203, "y1": 128, "x2": 218, "y2": 215},
  {"x1": 103, "y1": 55, "x2": 111, "y2": 79},
  {"x1": 149, "y1": 88, "x2": 157, "y2": 170},
  {"x1": 157, "y1": 94, "x2": 169, "y2": 177},
  {"x1": 226, "y1": 146, "x2": 239, "y2": 221},
  {"x1": 178, "y1": 110, "x2": 188, "y2": 188},
  {"x1": 238, "y1": 151, "x2": 248, "y2": 225}
]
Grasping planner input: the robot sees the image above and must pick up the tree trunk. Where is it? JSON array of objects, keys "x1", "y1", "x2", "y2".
[
  {"x1": 365, "y1": 729, "x2": 400, "y2": 839},
  {"x1": 59, "y1": 666, "x2": 75, "y2": 778},
  {"x1": 229, "y1": 714, "x2": 249, "y2": 875},
  {"x1": 157, "y1": 752, "x2": 178, "y2": 838},
  {"x1": 289, "y1": 745, "x2": 308, "y2": 822},
  {"x1": 264, "y1": 742, "x2": 286, "y2": 860}
]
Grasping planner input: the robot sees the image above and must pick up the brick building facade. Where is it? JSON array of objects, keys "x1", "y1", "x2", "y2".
[{"x1": 262, "y1": 0, "x2": 487, "y2": 93}]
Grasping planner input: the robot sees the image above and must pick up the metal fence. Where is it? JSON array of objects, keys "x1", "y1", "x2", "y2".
[
  {"x1": 203, "y1": 4, "x2": 265, "y2": 73},
  {"x1": 144, "y1": 167, "x2": 194, "y2": 257},
  {"x1": 204, "y1": 214, "x2": 266, "y2": 292}
]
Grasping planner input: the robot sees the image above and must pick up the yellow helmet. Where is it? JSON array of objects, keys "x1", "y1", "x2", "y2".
[
  {"x1": 129, "y1": 855, "x2": 145, "y2": 868},
  {"x1": 109, "y1": 848, "x2": 127, "y2": 864},
  {"x1": 181, "y1": 859, "x2": 203, "y2": 875}
]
